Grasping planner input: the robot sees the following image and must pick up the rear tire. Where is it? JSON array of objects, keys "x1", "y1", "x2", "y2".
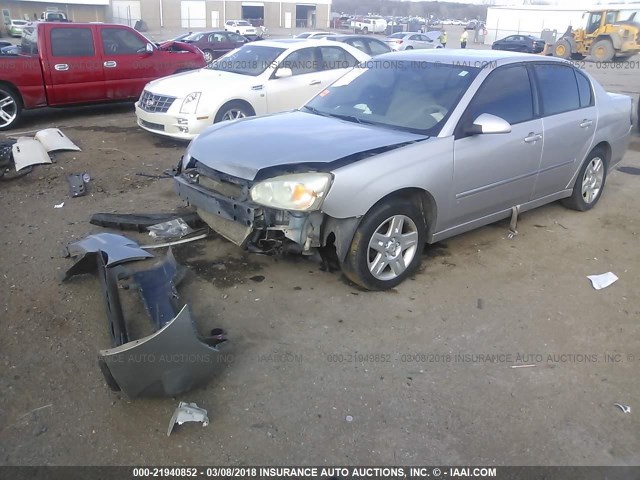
[
  {"x1": 590, "y1": 39, "x2": 614, "y2": 62},
  {"x1": 341, "y1": 199, "x2": 426, "y2": 291},
  {"x1": 363, "y1": 27, "x2": 368, "y2": 34},
  {"x1": 405, "y1": 46, "x2": 413, "y2": 50},
  {"x1": 0, "y1": 85, "x2": 21, "y2": 131},
  {"x1": 562, "y1": 148, "x2": 607, "y2": 211}
]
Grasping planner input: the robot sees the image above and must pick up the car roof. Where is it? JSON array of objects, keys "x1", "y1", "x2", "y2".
[
  {"x1": 378, "y1": 48, "x2": 569, "y2": 66},
  {"x1": 325, "y1": 34, "x2": 384, "y2": 41}
]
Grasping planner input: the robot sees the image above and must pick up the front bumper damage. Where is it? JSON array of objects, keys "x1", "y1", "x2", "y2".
[
  {"x1": 173, "y1": 161, "x2": 326, "y2": 255},
  {"x1": 64, "y1": 234, "x2": 228, "y2": 398}
]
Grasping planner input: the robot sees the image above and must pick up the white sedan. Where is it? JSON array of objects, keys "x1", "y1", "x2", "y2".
[
  {"x1": 224, "y1": 20, "x2": 257, "y2": 35},
  {"x1": 135, "y1": 39, "x2": 370, "y2": 140}
]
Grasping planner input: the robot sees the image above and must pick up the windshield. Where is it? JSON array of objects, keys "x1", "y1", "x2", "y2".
[
  {"x1": 237, "y1": 21, "x2": 251, "y2": 26},
  {"x1": 13, "y1": 20, "x2": 27, "y2": 25},
  {"x1": 305, "y1": 60, "x2": 480, "y2": 135},
  {"x1": 209, "y1": 45, "x2": 285, "y2": 76}
]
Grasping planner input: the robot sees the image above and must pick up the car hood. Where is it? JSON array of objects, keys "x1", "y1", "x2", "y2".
[
  {"x1": 187, "y1": 111, "x2": 428, "y2": 180},
  {"x1": 146, "y1": 69, "x2": 252, "y2": 96}
]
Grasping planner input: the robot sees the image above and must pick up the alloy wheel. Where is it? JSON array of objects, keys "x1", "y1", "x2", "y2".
[
  {"x1": 0, "y1": 92, "x2": 17, "y2": 128},
  {"x1": 582, "y1": 156, "x2": 604, "y2": 204},
  {"x1": 221, "y1": 109, "x2": 247, "y2": 121},
  {"x1": 367, "y1": 215, "x2": 419, "y2": 281}
]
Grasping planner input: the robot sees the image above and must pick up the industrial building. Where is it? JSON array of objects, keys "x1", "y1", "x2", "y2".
[
  {"x1": 0, "y1": 0, "x2": 331, "y2": 32},
  {"x1": 113, "y1": 0, "x2": 331, "y2": 30}
]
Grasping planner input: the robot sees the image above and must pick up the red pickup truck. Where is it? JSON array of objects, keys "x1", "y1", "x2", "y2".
[{"x1": 0, "y1": 22, "x2": 206, "y2": 130}]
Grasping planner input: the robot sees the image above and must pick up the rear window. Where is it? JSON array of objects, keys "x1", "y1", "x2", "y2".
[
  {"x1": 575, "y1": 70, "x2": 593, "y2": 108},
  {"x1": 390, "y1": 32, "x2": 405, "y2": 38},
  {"x1": 51, "y1": 27, "x2": 95, "y2": 57},
  {"x1": 534, "y1": 63, "x2": 581, "y2": 116},
  {"x1": 21, "y1": 26, "x2": 38, "y2": 54}
]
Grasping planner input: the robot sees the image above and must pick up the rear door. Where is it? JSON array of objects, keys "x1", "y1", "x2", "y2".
[
  {"x1": 98, "y1": 25, "x2": 156, "y2": 100},
  {"x1": 531, "y1": 63, "x2": 597, "y2": 199},
  {"x1": 450, "y1": 64, "x2": 543, "y2": 228},
  {"x1": 43, "y1": 24, "x2": 106, "y2": 105}
]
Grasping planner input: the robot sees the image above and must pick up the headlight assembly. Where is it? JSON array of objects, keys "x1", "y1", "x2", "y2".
[
  {"x1": 250, "y1": 173, "x2": 333, "y2": 211},
  {"x1": 180, "y1": 92, "x2": 201, "y2": 114}
]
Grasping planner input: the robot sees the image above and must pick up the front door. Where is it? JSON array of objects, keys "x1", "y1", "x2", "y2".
[
  {"x1": 99, "y1": 26, "x2": 156, "y2": 100},
  {"x1": 451, "y1": 64, "x2": 543, "y2": 227}
]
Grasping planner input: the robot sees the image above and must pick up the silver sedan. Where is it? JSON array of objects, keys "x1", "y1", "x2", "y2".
[
  {"x1": 385, "y1": 31, "x2": 443, "y2": 51},
  {"x1": 173, "y1": 50, "x2": 633, "y2": 290}
]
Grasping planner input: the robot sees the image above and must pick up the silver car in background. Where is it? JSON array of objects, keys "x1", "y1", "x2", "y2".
[
  {"x1": 173, "y1": 50, "x2": 633, "y2": 290},
  {"x1": 385, "y1": 31, "x2": 443, "y2": 51}
]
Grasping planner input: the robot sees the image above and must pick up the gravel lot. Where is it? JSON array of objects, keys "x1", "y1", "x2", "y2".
[{"x1": 1, "y1": 41, "x2": 639, "y2": 466}]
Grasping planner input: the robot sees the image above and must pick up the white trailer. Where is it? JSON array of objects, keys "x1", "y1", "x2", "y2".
[
  {"x1": 485, "y1": 3, "x2": 640, "y2": 45},
  {"x1": 484, "y1": 5, "x2": 591, "y2": 45}
]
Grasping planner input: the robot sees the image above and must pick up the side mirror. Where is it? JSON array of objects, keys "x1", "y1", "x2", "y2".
[
  {"x1": 275, "y1": 67, "x2": 293, "y2": 79},
  {"x1": 467, "y1": 113, "x2": 511, "y2": 135},
  {"x1": 145, "y1": 42, "x2": 154, "y2": 54}
]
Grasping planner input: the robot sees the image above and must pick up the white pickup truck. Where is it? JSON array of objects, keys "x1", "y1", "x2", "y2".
[{"x1": 351, "y1": 17, "x2": 387, "y2": 34}]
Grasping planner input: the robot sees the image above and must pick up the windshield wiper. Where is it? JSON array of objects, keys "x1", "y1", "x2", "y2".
[{"x1": 302, "y1": 105, "x2": 330, "y2": 117}]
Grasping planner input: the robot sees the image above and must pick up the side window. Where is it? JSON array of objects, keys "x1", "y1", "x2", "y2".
[
  {"x1": 209, "y1": 33, "x2": 226, "y2": 42},
  {"x1": 101, "y1": 28, "x2": 146, "y2": 55},
  {"x1": 409, "y1": 34, "x2": 420, "y2": 41},
  {"x1": 281, "y1": 47, "x2": 318, "y2": 75},
  {"x1": 367, "y1": 39, "x2": 390, "y2": 56},
  {"x1": 228, "y1": 32, "x2": 245, "y2": 43},
  {"x1": 534, "y1": 64, "x2": 581, "y2": 115},
  {"x1": 575, "y1": 70, "x2": 593, "y2": 108},
  {"x1": 463, "y1": 65, "x2": 534, "y2": 127},
  {"x1": 51, "y1": 28, "x2": 95, "y2": 57},
  {"x1": 319, "y1": 46, "x2": 357, "y2": 70},
  {"x1": 348, "y1": 39, "x2": 367, "y2": 53}
]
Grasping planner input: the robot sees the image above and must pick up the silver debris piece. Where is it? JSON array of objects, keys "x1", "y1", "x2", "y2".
[
  {"x1": 167, "y1": 402, "x2": 209, "y2": 436},
  {"x1": 614, "y1": 403, "x2": 631, "y2": 414},
  {"x1": 34, "y1": 128, "x2": 81, "y2": 152}
]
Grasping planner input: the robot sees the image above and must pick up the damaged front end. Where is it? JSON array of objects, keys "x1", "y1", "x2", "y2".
[
  {"x1": 174, "y1": 159, "x2": 326, "y2": 256},
  {"x1": 64, "y1": 234, "x2": 228, "y2": 398}
]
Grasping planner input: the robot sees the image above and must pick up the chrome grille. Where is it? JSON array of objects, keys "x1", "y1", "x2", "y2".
[{"x1": 139, "y1": 90, "x2": 176, "y2": 113}]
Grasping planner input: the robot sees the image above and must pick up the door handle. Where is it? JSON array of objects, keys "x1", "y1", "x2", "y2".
[
  {"x1": 579, "y1": 119, "x2": 593, "y2": 128},
  {"x1": 523, "y1": 133, "x2": 542, "y2": 143},
  {"x1": 309, "y1": 80, "x2": 321, "y2": 86},
  {"x1": 103, "y1": 61, "x2": 117, "y2": 68},
  {"x1": 54, "y1": 64, "x2": 69, "y2": 71}
]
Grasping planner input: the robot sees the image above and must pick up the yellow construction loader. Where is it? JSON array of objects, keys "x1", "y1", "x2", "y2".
[{"x1": 553, "y1": 8, "x2": 640, "y2": 61}]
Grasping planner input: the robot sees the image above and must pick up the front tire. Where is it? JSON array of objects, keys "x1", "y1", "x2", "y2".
[
  {"x1": 203, "y1": 49, "x2": 214, "y2": 64},
  {"x1": 341, "y1": 200, "x2": 425, "y2": 291},
  {"x1": 0, "y1": 85, "x2": 21, "y2": 131},
  {"x1": 562, "y1": 149, "x2": 607, "y2": 211},
  {"x1": 553, "y1": 38, "x2": 572, "y2": 59},
  {"x1": 214, "y1": 100, "x2": 254, "y2": 123}
]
